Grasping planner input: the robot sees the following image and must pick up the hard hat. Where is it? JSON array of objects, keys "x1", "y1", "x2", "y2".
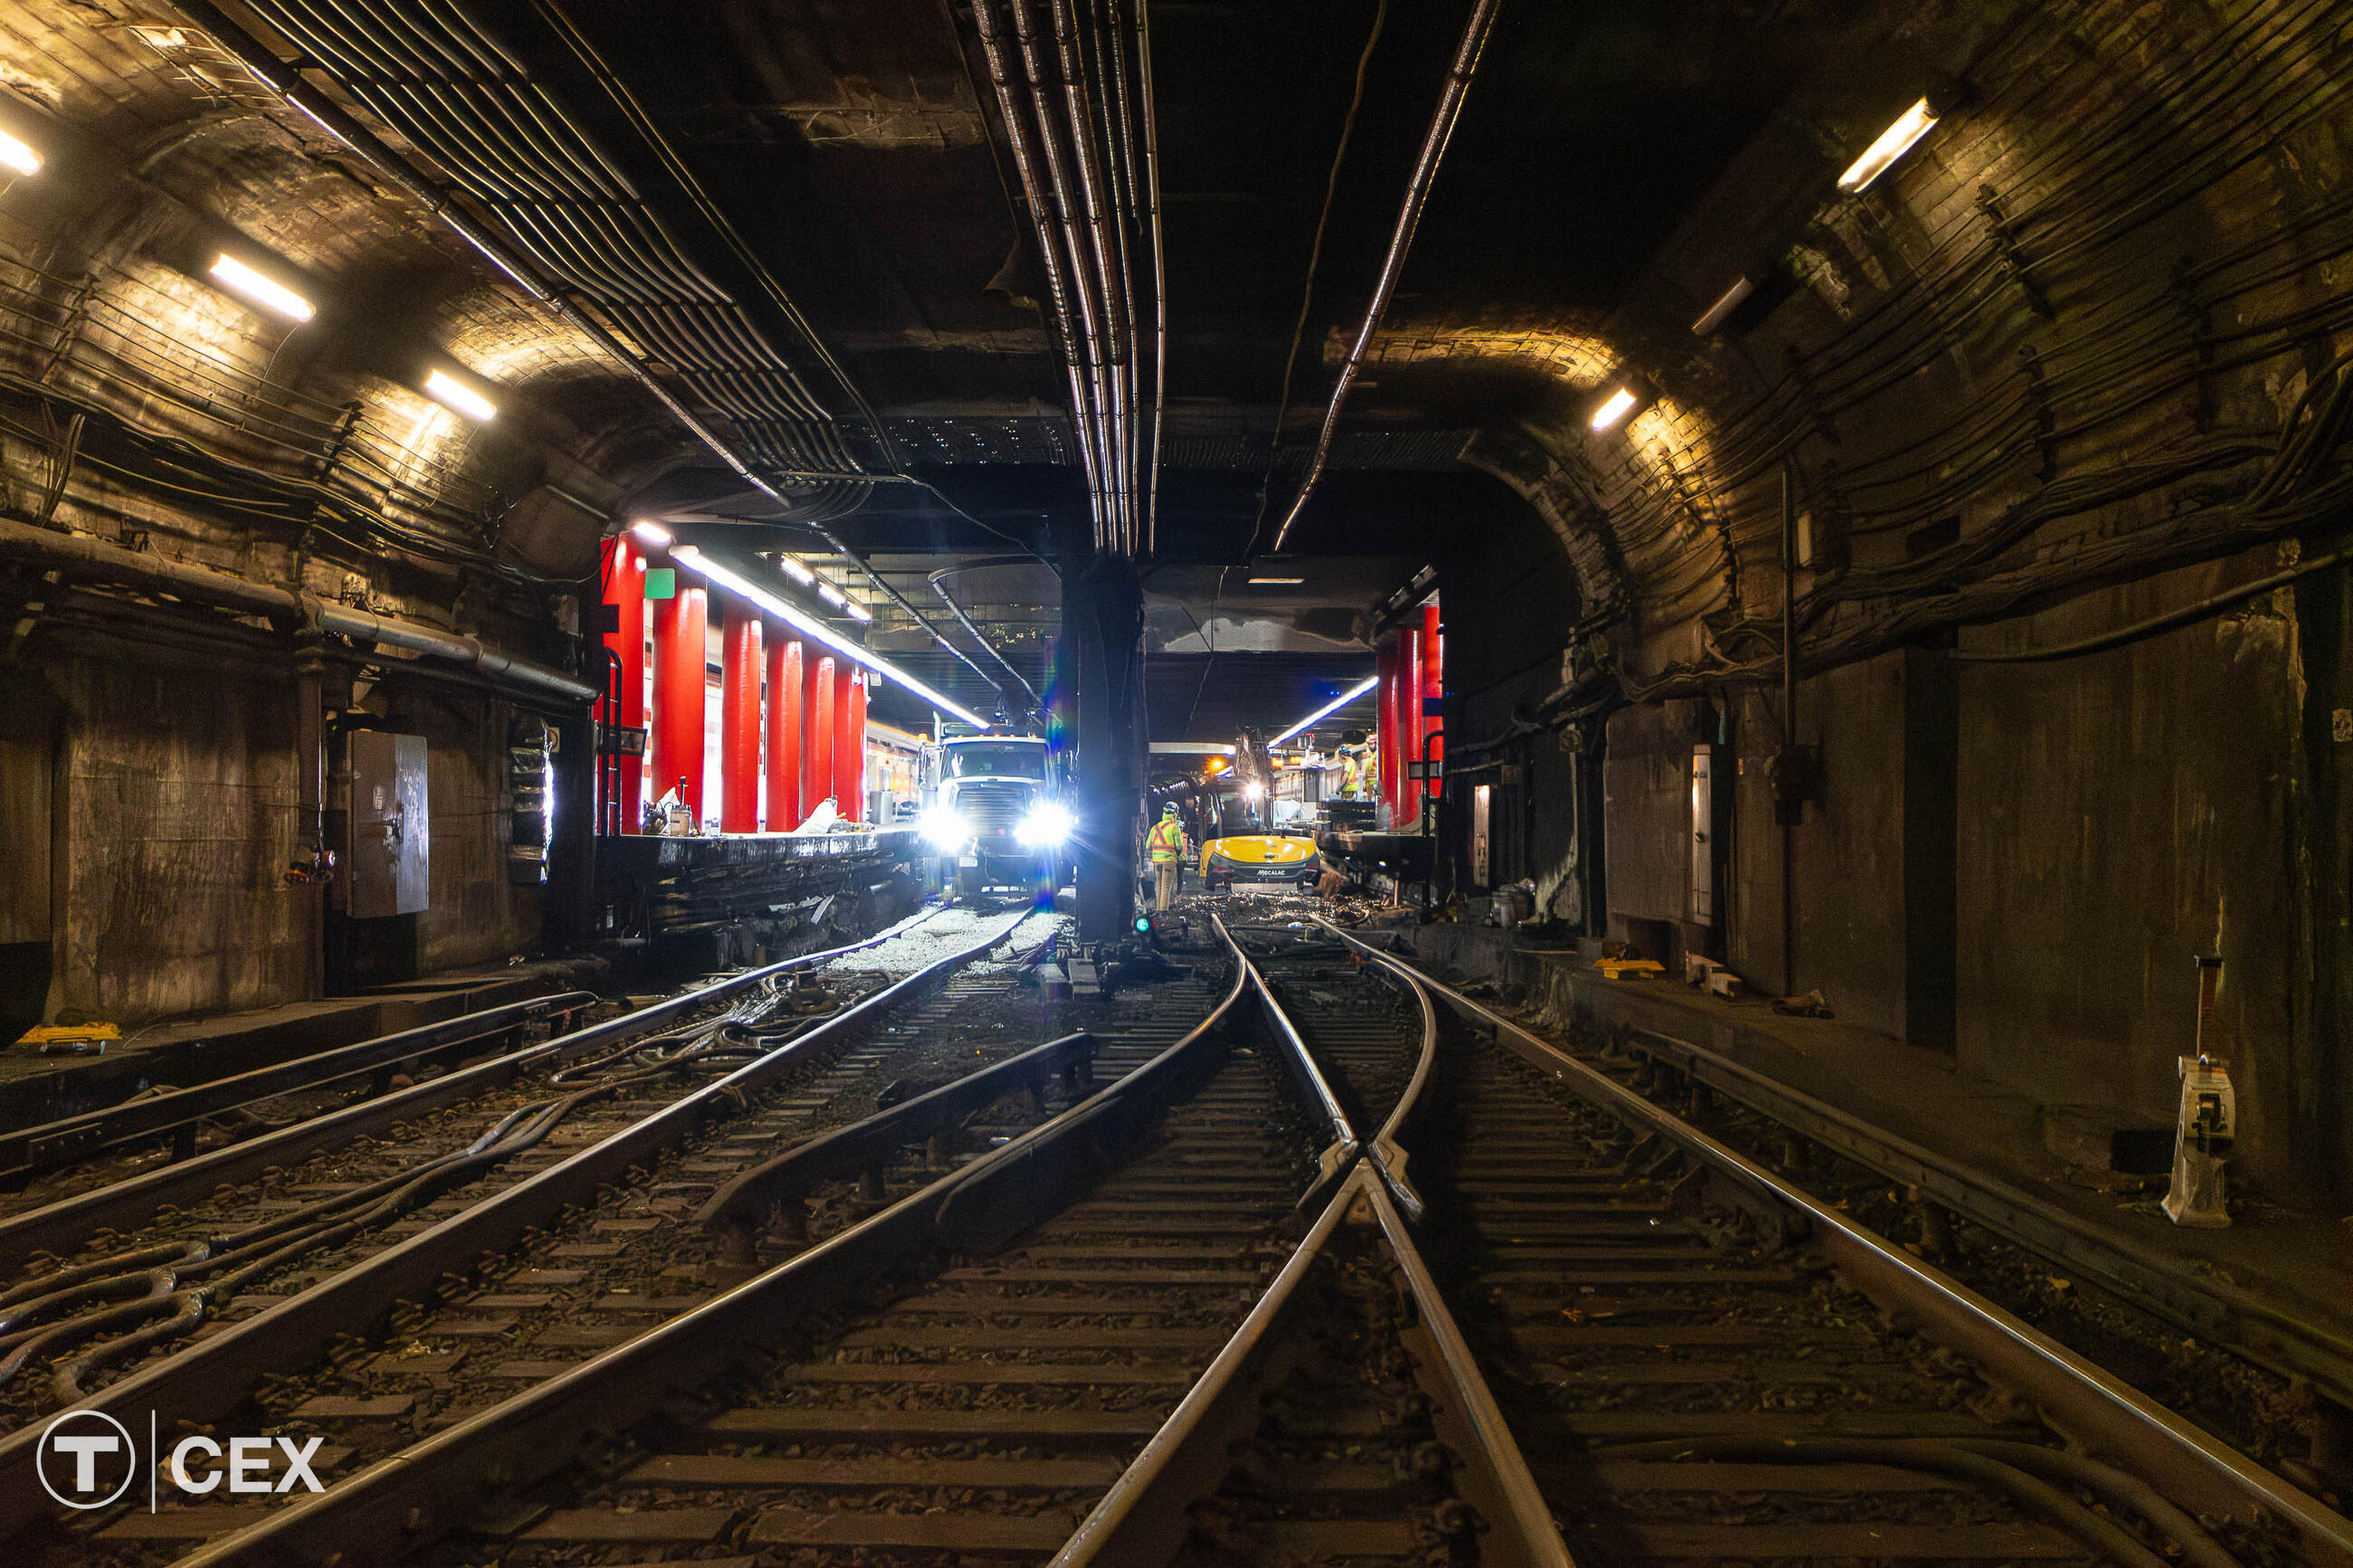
[{"x1": 1162, "y1": 803, "x2": 1179, "y2": 816}]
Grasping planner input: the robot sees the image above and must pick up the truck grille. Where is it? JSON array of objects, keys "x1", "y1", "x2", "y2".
[{"x1": 957, "y1": 783, "x2": 1028, "y2": 833}]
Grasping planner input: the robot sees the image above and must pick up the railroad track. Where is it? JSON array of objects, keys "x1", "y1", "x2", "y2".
[
  {"x1": 1329, "y1": 928, "x2": 2353, "y2": 1568},
  {"x1": 0, "y1": 902, "x2": 1059, "y2": 1552},
  {"x1": 112, "y1": 912, "x2": 1557, "y2": 1566},
  {"x1": 33, "y1": 903, "x2": 2352, "y2": 1568}
]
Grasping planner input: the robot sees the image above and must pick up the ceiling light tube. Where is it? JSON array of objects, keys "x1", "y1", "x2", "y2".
[
  {"x1": 1691, "y1": 276, "x2": 1754, "y2": 336},
  {"x1": 1838, "y1": 98, "x2": 1939, "y2": 194},
  {"x1": 816, "y1": 582, "x2": 846, "y2": 607},
  {"x1": 1273, "y1": 674, "x2": 1379, "y2": 745},
  {"x1": 628, "y1": 521, "x2": 673, "y2": 548},
  {"x1": 1589, "y1": 386, "x2": 1639, "y2": 432},
  {"x1": 424, "y1": 368, "x2": 496, "y2": 422},
  {"x1": 208, "y1": 252, "x2": 314, "y2": 321},
  {"x1": 0, "y1": 129, "x2": 42, "y2": 177},
  {"x1": 671, "y1": 546, "x2": 987, "y2": 727},
  {"x1": 776, "y1": 556, "x2": 815, "y2": 585},
  {"x1": 843, "y1": 600, "x2": 873, "y2": 623},
  {"x1": 1247, "y1": 576, "x2": 1306, "y2": 585}
]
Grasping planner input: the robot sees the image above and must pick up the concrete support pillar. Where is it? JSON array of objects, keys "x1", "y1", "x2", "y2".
[
  {"x1": 649, "y1": 579, "x2": 708, "y2": 824},
  {"x1": 838, "y1": 670, "x2": 868, "y2": 822},
  {"x1": 1412, "y1": 596, "x2": 1430, "y2": 803},
  {"x1": 1062, "y1": 550, "x2": 1143, "y2": 942},
  {"x1": 765, "y1": 633, "x2": 804, "y2": 830},
  {"x1": 718, "y1": 597, "x2": 762, "y2": 834},
  {"x1": 599, "y1": 537, "x2": 646, "y2": 831},
  {"x1": 805, "y1": 653, "x2": 837, "y2": 815}
]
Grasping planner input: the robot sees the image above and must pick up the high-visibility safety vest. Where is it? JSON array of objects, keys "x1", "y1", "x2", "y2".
[
  {"x1": 1338, "y1": 753, "x2": 1362, "y2": 796},
  {"x1": 1146, "y1": 817, "x2": 1186, "y2": 860}
]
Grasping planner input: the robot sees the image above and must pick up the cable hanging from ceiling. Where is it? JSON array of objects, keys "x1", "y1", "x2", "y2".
[
  {"x1": 179, "y1": 0, "x2": 872, "y2": 506},
  {"x1": 966, "y1": 0, "x2": 1164, "y2": 559}
]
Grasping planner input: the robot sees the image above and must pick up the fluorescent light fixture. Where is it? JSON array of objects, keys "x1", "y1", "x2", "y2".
[
  {"x1": 0, "y1": 129, "x2": 41, "y2": 177},
  {"x1": 843, "y1": 600, "x2": 873, "y2": 623},
  {"x1": 669, "y1": 546, "x2": 988, "y2": 727},
  {"x1": 424, "y1": 368, "x2": 496, "y2": 422},
  {"x1": 1691, "y1": 276, "x2": 1754, "y2": 336},
  {"x1": 1589, "y1": 386, "x2": 1638, "y2": 432},
  {"x1": 629, "y1": 521, "x2": 673, "y2": 548},
  {"x1": 1248, "y1": 576, "x2": 1306, "y2": 585},
  {"x1": 776, "y1": 556, "x2": 815, "y2": 585},
  {"x1": 1272, "y1": 674, "x2": 1378, "y2": 745},
  {"x1": 816, "y1": 582, "x2": 846, "y2": 607},
  {"x1": 1838, "y1": 98, "x2": 1939, "y2": 194},
  {"x1": 208, "y1": 253, "x2": 314, "y2": 321}
]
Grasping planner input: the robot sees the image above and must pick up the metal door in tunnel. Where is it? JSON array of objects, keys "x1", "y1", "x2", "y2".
[{"x1": 347, "y1": 731, "x2": 429, "y2": 917}]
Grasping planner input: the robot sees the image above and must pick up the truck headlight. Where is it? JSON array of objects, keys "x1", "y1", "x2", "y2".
[
  {"x1": 920, "y1": 807, "x2": 972, "y2": 849},
  {"x1": 1015, "y1": 803, "x2": 1074, "y2": 847}
]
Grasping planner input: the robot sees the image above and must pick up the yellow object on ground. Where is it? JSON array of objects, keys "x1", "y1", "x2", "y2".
[
  {"x1": 1200, "y1": 833, "x2": 1318, "y2": 884},
  {"x1": 1596, "y1": 957, "x2": 1666, "y2": 981},
  {"x1": 15, "y1": 1022, "x2": 122, "y2": 1049}
]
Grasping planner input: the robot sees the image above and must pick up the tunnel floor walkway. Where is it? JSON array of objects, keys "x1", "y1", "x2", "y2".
[{"x1": 1406, "y1": 922, "x2": 2353, "y2": 1412}]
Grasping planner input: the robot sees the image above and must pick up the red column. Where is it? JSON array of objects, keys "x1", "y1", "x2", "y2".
[
  {"x1": 599, "y1": 537, "x2": 646, "y2": 831},
  {"x1": 834, "y1": 670, "x2": 866, "y2": 822},
  {"x1": 718, "y1": 596, "x2": 762, "y2": 833},
  {"x1": 765, "y1": 633, "x2": 804, "y2": 830},
  {"x1": 649, "y1": 577, "x2": 708, "y2": 823},
  {"x1": 805, "y1": 653, "x2": 837, "y2": 814},
  {"x1": 1396, "y1": 620, "x2": 1424, "y2": 827},
  {"x1": 1420, "y1": 602, "x2": 1443, "y2": 803},
  {"x1": 1374, "y1": 635, "x2": 1401, "y2": 828}
]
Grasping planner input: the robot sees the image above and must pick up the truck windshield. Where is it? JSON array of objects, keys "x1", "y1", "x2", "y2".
[{"x1": 947, "y1": 745, "x2": 1045, "y2": 780}]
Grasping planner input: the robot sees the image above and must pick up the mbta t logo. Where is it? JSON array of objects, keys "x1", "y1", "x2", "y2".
[{"x1": 37, "y1": 1410, "x2": 324, "y2": 1511}]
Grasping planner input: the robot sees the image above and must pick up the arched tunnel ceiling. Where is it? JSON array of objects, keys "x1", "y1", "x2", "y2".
[{"x1": 0, "y1": 0, "x2": 2345, "y2": 729}]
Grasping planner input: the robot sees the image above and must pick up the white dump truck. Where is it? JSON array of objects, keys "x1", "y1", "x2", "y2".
[{"x1": 917, "y1": 732, "x2": 1072, "y2": 899}]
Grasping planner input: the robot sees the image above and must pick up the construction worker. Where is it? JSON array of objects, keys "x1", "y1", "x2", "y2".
[
  {"x1": 1146, "y1": 803, "x2": 1187, "y2": 910},
  {"x1": 1337, "y1": 745, "x2": 1363, "y2": 799}
]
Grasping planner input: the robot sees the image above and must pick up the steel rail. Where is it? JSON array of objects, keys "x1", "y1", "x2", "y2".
[
  {"x1": 1322, "y1": 926, "x2": 2353, "y2": 1568},
  {"x1": 167, "y1": 917, "x2": 1253, "y2": 1568},
  {"x1": 693, "y1": 1029, "x2": 1099, "y2": 1260},
  {"x1": 1218, "y1": 916, "x2": 1358, "y2": 1189},
  {"x1": 1358, "y1": 1165, "x2": 1574, "y2": 1568},
  {"x1": 1615, "y1": 1022, "x2": 2353, "y2": 1413},
  {"x1": 0, "y1": 915, "x2": 952, "y2": 1275},
  {"x1": 1364, "y1": 954, "x2": 1441, "y2": 1221},
  {"x1": 1055, "y1": 931, "x2": 1561, "y2": 1564},
  {"x1": 0, "y1": 908, "x2": 1029, "y2": 1543},
  {"x1": 0, "y1": 992, "x2": 595, "y2": 1178},
  {"x1": 1048, "y1": 1154, "x2": 1357, "y2": 1566}
]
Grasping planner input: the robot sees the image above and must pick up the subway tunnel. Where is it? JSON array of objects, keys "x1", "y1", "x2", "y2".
[{"x1": 1, "y1": 0, "x2": 2351, "y2": 1562}]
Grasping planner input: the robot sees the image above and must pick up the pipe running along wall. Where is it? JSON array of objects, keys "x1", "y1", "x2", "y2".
[{"x1": 0, "y1": 516, "x2": 595, "y2": 703}]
